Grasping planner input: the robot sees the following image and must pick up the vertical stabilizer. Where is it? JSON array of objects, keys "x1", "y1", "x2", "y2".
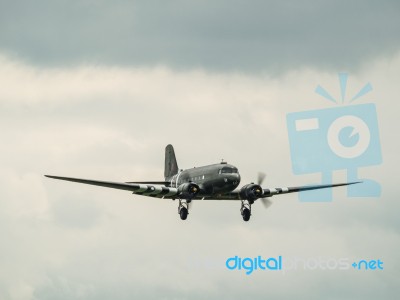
[{"x1": 165, "y1": 144, "x2": 179, "y2": 180}]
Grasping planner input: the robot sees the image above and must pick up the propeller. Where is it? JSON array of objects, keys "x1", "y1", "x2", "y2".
[
  {"x1": 257, "y1": 172, "x2": 266, "y2": 185},
  {"x1": 260, "y1": 198, "x2": 272, "y2": 209},
  {"x1": 188, "y1": 184, "x2": 198, "y2": 210},
  {"x1": 257, "y1": 172, "x2": 272, "y2": 209}
]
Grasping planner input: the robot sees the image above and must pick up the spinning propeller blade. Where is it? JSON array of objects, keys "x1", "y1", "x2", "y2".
[
  {"x1": 260, "y1": 198, "x2": 273, "y2": 209},
  {"x1": 257, "y1": 172, "x2": 266, "y2": 185},
  {"x1": 257, "y1": 172, "x2": 272, "y2": 209}
]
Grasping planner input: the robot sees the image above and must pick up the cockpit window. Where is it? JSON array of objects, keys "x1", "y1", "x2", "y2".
[{"x1": 221, "y1": 167, "x2": 238, "y2": 174}]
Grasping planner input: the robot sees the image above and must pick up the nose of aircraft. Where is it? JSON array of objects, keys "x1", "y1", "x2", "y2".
[{"x1": 228, "y1": 173, "x2": 241, "y2": 186}]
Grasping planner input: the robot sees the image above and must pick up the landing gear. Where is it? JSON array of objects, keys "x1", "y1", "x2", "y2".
[
  {"x1": 242, "y1": 208, "x2": 251, "y2": 221},
  {"x1": 178, "y1": 199, "x2": 189, "y2": 220},
  {"x1": 240, "y1": 200, "x2": 252, "y2": 221},
  {"x1": 180, "y1": 207, "x2": 188, "y2": 220}
]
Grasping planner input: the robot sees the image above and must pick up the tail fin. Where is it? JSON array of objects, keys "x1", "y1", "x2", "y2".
[{"x1": 165, "y1": 144, "x2": 179, "y2": 180}]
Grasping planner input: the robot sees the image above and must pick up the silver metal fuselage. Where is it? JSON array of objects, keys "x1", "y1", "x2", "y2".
[{"x1": 169, "y1": 163, "x2": 241, "y2": 196}]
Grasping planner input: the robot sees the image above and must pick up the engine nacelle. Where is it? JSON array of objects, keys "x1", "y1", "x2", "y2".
[
  {"x1": 240, "y1": 184, "x2": 263, "y2": 201},
  {"x1": 177, "y1": 182, "x2": 200, "y2": 199}
]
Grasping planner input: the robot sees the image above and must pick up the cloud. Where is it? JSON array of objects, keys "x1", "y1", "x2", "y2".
[
  {"x1": 0, "y1": 0, "x2": 399, "y2": 73},
  {"x1": 0, "y1": 52, "x2": 399, "y2": 299}
]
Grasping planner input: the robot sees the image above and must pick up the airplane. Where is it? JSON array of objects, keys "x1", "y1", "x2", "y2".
[{"x1": 45, "y1": 144, "x2": 360, "y2": 221}]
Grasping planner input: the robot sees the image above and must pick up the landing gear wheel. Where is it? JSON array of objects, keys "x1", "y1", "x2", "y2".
[
  {"x1": 240, "y1": 200, "x2": 252, "y2": 222},
  {"x1": 179, "y1": 207, "x2": 188, "y2": 220},
  {"x1": 178, "y1": 199, "x2": 189, "y2": 220},
  {"x1": 242, "y1": 208, "x2": 251, "y2": 221}
]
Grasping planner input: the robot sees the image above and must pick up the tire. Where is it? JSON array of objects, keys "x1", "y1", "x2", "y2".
[
  {"x1": 242, "y1": 208, "x2": 251, "y2": 221},
  {"x1": 180, "y1": 207, "x2": 188, "y2": 220}
]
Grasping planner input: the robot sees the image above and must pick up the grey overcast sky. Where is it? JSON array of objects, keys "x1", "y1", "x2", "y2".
[
  {"x1": 0, "y1": 0, "x2": 400, "y2": 72},
  {"x1": 0, "y1": 1, "x2": 399, "y2": 300}
]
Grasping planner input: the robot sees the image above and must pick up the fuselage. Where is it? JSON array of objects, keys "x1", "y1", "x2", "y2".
[{"x1": 169, "y1": 162, "x2": 241, "y2": 196}]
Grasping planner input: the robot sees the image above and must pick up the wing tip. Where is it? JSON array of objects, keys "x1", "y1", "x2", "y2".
[
  {"x1": 348, "y1": 181, "x2": 363, "y2": 185},
  {"x1": 45, "y1": 175, "x2": 62, "y2": 180}
]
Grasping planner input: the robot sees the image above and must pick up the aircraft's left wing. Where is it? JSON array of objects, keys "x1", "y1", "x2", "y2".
[
  {"x1": 261, "y1": 181, "x2": 361, "y2": 197},
  {"x1": 201, "y1": 181, "x2": 360, "y2": 200},
  {"x1": 45, "y1": 175, "x2": 178, "y2": 198}
]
